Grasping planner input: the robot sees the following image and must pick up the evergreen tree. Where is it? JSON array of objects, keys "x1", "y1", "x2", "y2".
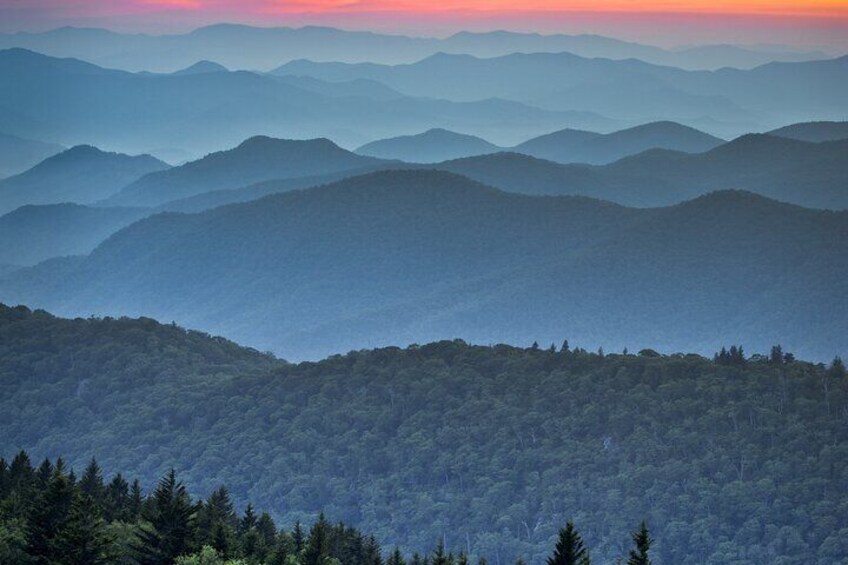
[
  {"x1": 36, "y1": 459, "x2": 53, "y2": 487},
  {"x1": 256, "y1": 512, "x2": 277, "y2": 546},
  {"x1": 363, "y1": 534, "x2": 384, "y2": 565},
  {"x1": 303, "y1": 513, "x2": 331, "y2": 565},
  {"x1": 240, "y1": 503, "x2": 257, "y2": 534},
  {"x1": 627, "y1": 522, "x2": 652, "y2": 565},
  {"x1": 387, "y1": 547, "x2": 406, "y2": 565},
  {"x1": 128, "y1": 479, "x2": 144, "y2": 522},
  {"x1": 54, "y1": 492, "x2": 114, "y2": 565},
  {"x1": 547, "y1": 522, "x2": 590, "y2": 565},
  {"x1": 132, "y1": 469, "x2": 196, "y2": 565},
  {"x1": 431, "y1": 539, "x2": 451, "y2": 565},
  {"x1": 105, "y1": 473, "x2": 130, "y2": 522},
  {"x1": 79, "y1": 458, "x2": 105, "y2": 504},
  {"x1": 293, "y1": 521, "x2": 305, "y2": 553},
  {"x1": 26, "y1": 468, "x2": 74, "y2": 564}
]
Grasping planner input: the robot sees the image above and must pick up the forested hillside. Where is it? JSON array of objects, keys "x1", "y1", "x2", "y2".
[
  {"x1": 2, "y1": 304, "x2": 846, "y2": 563},
  {"x1": 0, "y1": 452, "x2": 654, "y2": 565}
]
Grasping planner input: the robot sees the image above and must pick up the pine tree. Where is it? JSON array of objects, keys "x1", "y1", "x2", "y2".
[
  {"x1": 54, "y1": 492, "x2": 114, "y2": 565},
  {"x1": 132, "y1": 469, "x2": 196, "y2": 565},
  {"x1": 387, "y1": 547, "x2": 407, "y2": 565},
  {"x1": 27, "y1": 467, "x2": 74, "y2": 564},
  {"x1": 363, "y1": 534, "x2": 384, "y2": 565},
  {"x1": 293, "y1": 521, "x2": 306, "y2": 553},
  {"x1": 627, "y1": 522, "x2": 652, "y2": 565},
  {"x1": 79, "y1": 458, "x2": 105, "y2": 505},
  {"x1": 303, "y1": 513, "x2": 331, "y2": 565},
  {"x1": 128, "y1": 479, "x2": 144, "y2": 522},
  {"x1": 431, "y1": 538, "x2": 451, "y2": 565},
  {"x1": 256, "y1": 512, "x2": 277, "y2": 546},
  {"x1": 36, "y1": 458, "x2": 53, "y2": 487},
  {"x1": 105, "y1": 473, "x2": 130, "y2": 522},
  {"x1": 240, "y1": 503, "x2": 257, "y2": 534},
  {"x1": 547, "y1": 522, "x2": 590, "y2": 565}
]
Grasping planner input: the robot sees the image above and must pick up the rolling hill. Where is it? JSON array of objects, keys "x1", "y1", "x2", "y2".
[
  {"x1": 2, "y1": 170, "x2": 845, "y2": 362},
  {"x1": 356, "y1": 129, "x2": 501, "y2": 163},
  {"x1": 105, "y1": 136, "x2": 386, "y2": 208},
  {"x1": 768, "y1": 120, "x2": 848, "y2": 142},
  {"x1": 513, "y1": 121, "x2": 724, "y2": 164},
  {"x1": 434, "y1": 135, "x2": 848, "y2": 209},
  {"x1": 0, "y1": 203, "x2": 151, "y2": 266},
  {"x1": 0, "y1": 145, "x2": 168, "y2": 215}
]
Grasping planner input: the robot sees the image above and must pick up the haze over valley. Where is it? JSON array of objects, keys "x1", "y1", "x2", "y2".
[{"x1": 1, "y1": 5, "x2": 847, "y2": 564}]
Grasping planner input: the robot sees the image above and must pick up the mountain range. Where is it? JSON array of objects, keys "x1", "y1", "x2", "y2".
[
  {"x1": 0, "y1": 145, "x2": 168, "y2": 215},
  {"x1": 356, "y1": 129, "x2": 501, "y2": 163},
  {"x1": 276, "y1": 52, "x2": 848, "y2": 136},
  {"x1": 0, "y1": 25, "x2": 832, "y2": 73},
  {"x1": 425, "y1": 134, "x2": 848, "y2": 209},
  {"x1": 768, "y1": 120, "x2": 848, "y2": 142},
  {"x1": 105, "y1": 136, "x2": 385, "y2": 208},
  {"x1": 2, "y1": 169, "x2": 845, "y2": 361},
  {"x1": 0, "y1": 47, "x2": 619, "y2": 156},
  {"x1": 152, "y1": 130, "x2": 845, "y2": 211}
]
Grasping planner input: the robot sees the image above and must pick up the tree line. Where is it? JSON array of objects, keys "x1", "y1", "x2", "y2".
[{"x1": 0, "y1": 453, "x2": 656, "y2": 564}]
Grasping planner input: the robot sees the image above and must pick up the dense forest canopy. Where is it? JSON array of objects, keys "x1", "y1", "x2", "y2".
[
  {"x1": 0, "y1": 453, "x2": 655, "y2": 565},
  {"x1": 1, "y1": 305, "x2": 846, "y2": 563}
]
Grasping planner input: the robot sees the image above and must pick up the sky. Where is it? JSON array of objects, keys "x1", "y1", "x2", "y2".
[{"x1": 2, "y1": 0, "x2": 848, "y2": 50}]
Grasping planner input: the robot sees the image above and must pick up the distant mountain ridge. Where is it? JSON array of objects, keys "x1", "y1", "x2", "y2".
[
  {"x1": 275, "y1": 52, "x2": 848, "y2": 137},
  {"x1": 143, "y1": 128, "x2": 848, "y2": 212},
  {"x1": 513, "y1": 121, "x2": 725, "y2": 164},
  {"x1": 0, "y1": 25, "x2": 832, "y2": 72},
  {"x1": 105, "y1": 136, "x2": 387, "y2": 207},
  {"x1": 768, "y1": 120, "x2": 848, "y2": 142},
  {"x1": 356, "y1": 128, "x2": 502, "y2": 162},
  {"x1": 2, "y1": 169, "x2": 845, "y2": 361},
  {"x1": 0, "y1": 48, "x2": 617, "y2": 155},
  {"x1": 0, "y1": 145, "x2": 168, "y2": 215}
]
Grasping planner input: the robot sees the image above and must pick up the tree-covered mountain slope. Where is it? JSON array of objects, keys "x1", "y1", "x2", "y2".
[
  {"x1": 1, "y1": 304, "x2": 846, "y2": 564},
  {"x1": 1, "y1": 170, "x2": 845, "y2": 361}
]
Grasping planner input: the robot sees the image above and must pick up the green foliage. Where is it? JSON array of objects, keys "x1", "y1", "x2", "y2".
[
  {"x1": 627, "y1": 523, "x2": 652, "y2": 565},
  {"x1": 547, "y1": 523, "x2": 589, "y2": 565},
  {"x1": 2, "y1": 306, "x2": 848, "y2": 563}
]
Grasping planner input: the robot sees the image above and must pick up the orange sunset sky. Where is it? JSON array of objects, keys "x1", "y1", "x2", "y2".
[{"x1": 2, "y1": 0, "x2": 847, "y2": 49}]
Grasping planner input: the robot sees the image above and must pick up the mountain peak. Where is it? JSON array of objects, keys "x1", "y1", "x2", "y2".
[{"x1": 173, "y1": 60, "x2": 228, "y2": 75}]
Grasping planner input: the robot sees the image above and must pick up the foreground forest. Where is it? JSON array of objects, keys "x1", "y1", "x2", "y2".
[
  {"x1": 1, "y1": 305, "x2": 847, "y2": 563},
  {"x1": 0, "y1": 455, "x2": 655, "y2": 564}
]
